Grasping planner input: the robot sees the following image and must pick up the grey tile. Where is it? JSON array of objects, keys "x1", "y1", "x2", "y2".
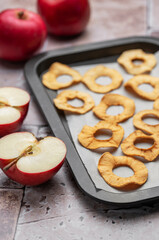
[{"x1": 0, "y1": 189, "x2": 23, "y2": 240}]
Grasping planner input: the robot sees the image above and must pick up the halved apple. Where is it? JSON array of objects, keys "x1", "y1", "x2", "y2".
[
  {"x1": 0, "y1": 87, "x2": 30, "y2": 136},
  {"x1": 0, "y1": 132, "x2": 67, "y2": 185}
]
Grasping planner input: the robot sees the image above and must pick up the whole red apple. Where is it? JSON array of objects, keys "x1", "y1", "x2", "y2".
[
  {"x1": 0, "y1": 8, "x2": 47, "y2": 61},
  {"x1": 0, "y1": 132, "x2": 67, "y2": 186},
  {"x1": 37, "y1": 0, "x2": 90, "y2": 36}
]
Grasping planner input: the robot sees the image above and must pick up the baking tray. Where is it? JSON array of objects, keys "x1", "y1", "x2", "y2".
[{"x1": 24, "y1": 36, "x2": 159, "y2": 209}]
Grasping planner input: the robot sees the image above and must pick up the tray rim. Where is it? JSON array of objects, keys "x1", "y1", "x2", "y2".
[{"x1": 24, "y1": 35, "x2": 159, "y2": 209}]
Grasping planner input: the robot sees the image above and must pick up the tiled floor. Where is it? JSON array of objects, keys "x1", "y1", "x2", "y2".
[{"x1": 1, "y1": 0, "x2": 159, "y2": 239}]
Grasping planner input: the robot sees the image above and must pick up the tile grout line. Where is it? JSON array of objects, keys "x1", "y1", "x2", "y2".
[
  {"x1": 145, "y1": 0, "x2": 159, "y2": 34},
  {"x1": 13, "y1": 186, "x2": 26, "y2": 240},
  {"x1": 17, "y1": 209, "x2": 97, "y2": 226},
  {"x1": 0, "y1": 186, "x2": 23, "y2": 189},
  {"x1": 22, "y1": 124, "x2": 48, "y2": 127},
  {"x1": 146, "y1": 0, "x2": 152, "y2": 35}
]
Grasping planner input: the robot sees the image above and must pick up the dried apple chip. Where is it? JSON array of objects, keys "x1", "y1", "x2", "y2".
[
  {"x1": 78, "y1": 121, "x2": 124, "y2": 149},
  {"x1": 98, "y1": 152, "x2": 148, "y2": 190},
  {"x1": 53, "y1": 90, "x2": 95, "y2": 114},
  {"x1": 121, "y1": 130, "x2": 159, "y2": 161},
  {"x1": 117, "y1": 49, "x2": 156, "y2": 75},
  {"x1": 82, "y1": 65, "x2": 123, "y2": 93},
  {"x1": 124, "y1": 75, "x2": 159, "y2": 100},
  {"x1": 133, "y1": 109, "x2": 159, "y2": 134},
  {"x1": 93, "y1": 93, "x2": 135, "y2": 123},
  {"x1": 42, "y1": 62, "x2": 82, "y2": 90}
]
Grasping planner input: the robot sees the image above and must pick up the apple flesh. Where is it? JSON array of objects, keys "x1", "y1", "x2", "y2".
[
  {"x1": 0, "y1": 107, "x2": 22, "y2": 137},
  {"x1": 0, "y1": 132, "x2": 67, "y2": 186},
  {"x1": 37, "y1": 0, "x2": 90, "y2": 36},
  {"x1": 0, "y1": 8, "x2": 47, "y2": 61},
  {"x1": 0, "y1": 87, "x2": 30, "y2": 136}
]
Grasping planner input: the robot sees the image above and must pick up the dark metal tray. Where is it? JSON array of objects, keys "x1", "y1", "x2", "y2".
[{"x1": 24, "y1": 36, "x2": 159, "y2": 209}]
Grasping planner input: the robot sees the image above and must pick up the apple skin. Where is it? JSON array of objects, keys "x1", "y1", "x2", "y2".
[
  {"x1": 0, "y1": 157, "x2": 65, "y2": 186},
  {"x1": 17, "y1": 100, "x2": 30, "y2": 121},
  {"x1": 0, "y1": 8, "x2": 47, "y2": 61},
  {"x1": 0, "y1": 117, "x2": 23, "y2": 137},
  {"x1": 37, "y1": 0, "x2": 90, "y2": 36}
]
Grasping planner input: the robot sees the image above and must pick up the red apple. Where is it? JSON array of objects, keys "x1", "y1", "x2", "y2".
[
  {"x1": 0, "y1": 87, "x2": 30, "y2": 136},
  {"x1": 0, "y1": 8, "x2": 47, "y2": 61},
  {"x1": 37, "y1": 0, "x2": 90, "y2": 36},
  {"x1": 0, "y1": 132, "x2": 67, "y2": 186}
]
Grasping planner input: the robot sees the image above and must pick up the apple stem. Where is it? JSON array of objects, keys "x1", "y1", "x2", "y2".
[
  {"x1": 3, "y1": 145, "x2": 33, "y2": 171},
  {"x1": 0, "y1": 102, "x2": 10, "y2": 107},
  {"x1": 17, "y1": 11, "x2": 26, "y2": 20}
]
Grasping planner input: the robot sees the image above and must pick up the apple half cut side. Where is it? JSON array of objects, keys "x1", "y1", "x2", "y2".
[
  {"x1": 0, "y1": 87, "x2": 30, "y2": 136},
  {"x1": 0, "y1": 107, "x2": 22, "y2": 136},
  {"x1": 0, "y1": 87, "x2": 30, "y2": 120},
  {"x1": 0, "y1": 132, "x2": 67, "y2": 186}
]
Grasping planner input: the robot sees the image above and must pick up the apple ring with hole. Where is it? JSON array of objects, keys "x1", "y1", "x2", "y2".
[
  {"x1": 93, "y1": 93, "x2": 135, "y2": 123},
  {"x1": 53, "y1": 90, "x2": 95, "y2": 114},
  {"x1": 133, "y1": 109, "x2": 159, "y2": 134},
  {"x1": 0, "y1": 132, "x2": 67, "y2": 186},
  {"x1": 0, "y1": 87, "x2": 30, "y2": 136},
  {"x1": 98, "y1": 152, "x2": 148, "y2": 191},
  {"x1": 78, "y1": 121, "x2": 124, "y2": 149},
  {"x1": 121, "y1": 130, "x2": 159, "y2": 161},
  {"x1": 117, "y1": 49, "x2": 157, "y2": 75},
  {"x1": 42, "y1": 62, "x2": 82, "y2": 90},
  {"x1": 81, "y1": 65, "x2": 123, "y2": 93},
  {"x1": 124, "y1": 75, "x2": 159, "y2": 100}
]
